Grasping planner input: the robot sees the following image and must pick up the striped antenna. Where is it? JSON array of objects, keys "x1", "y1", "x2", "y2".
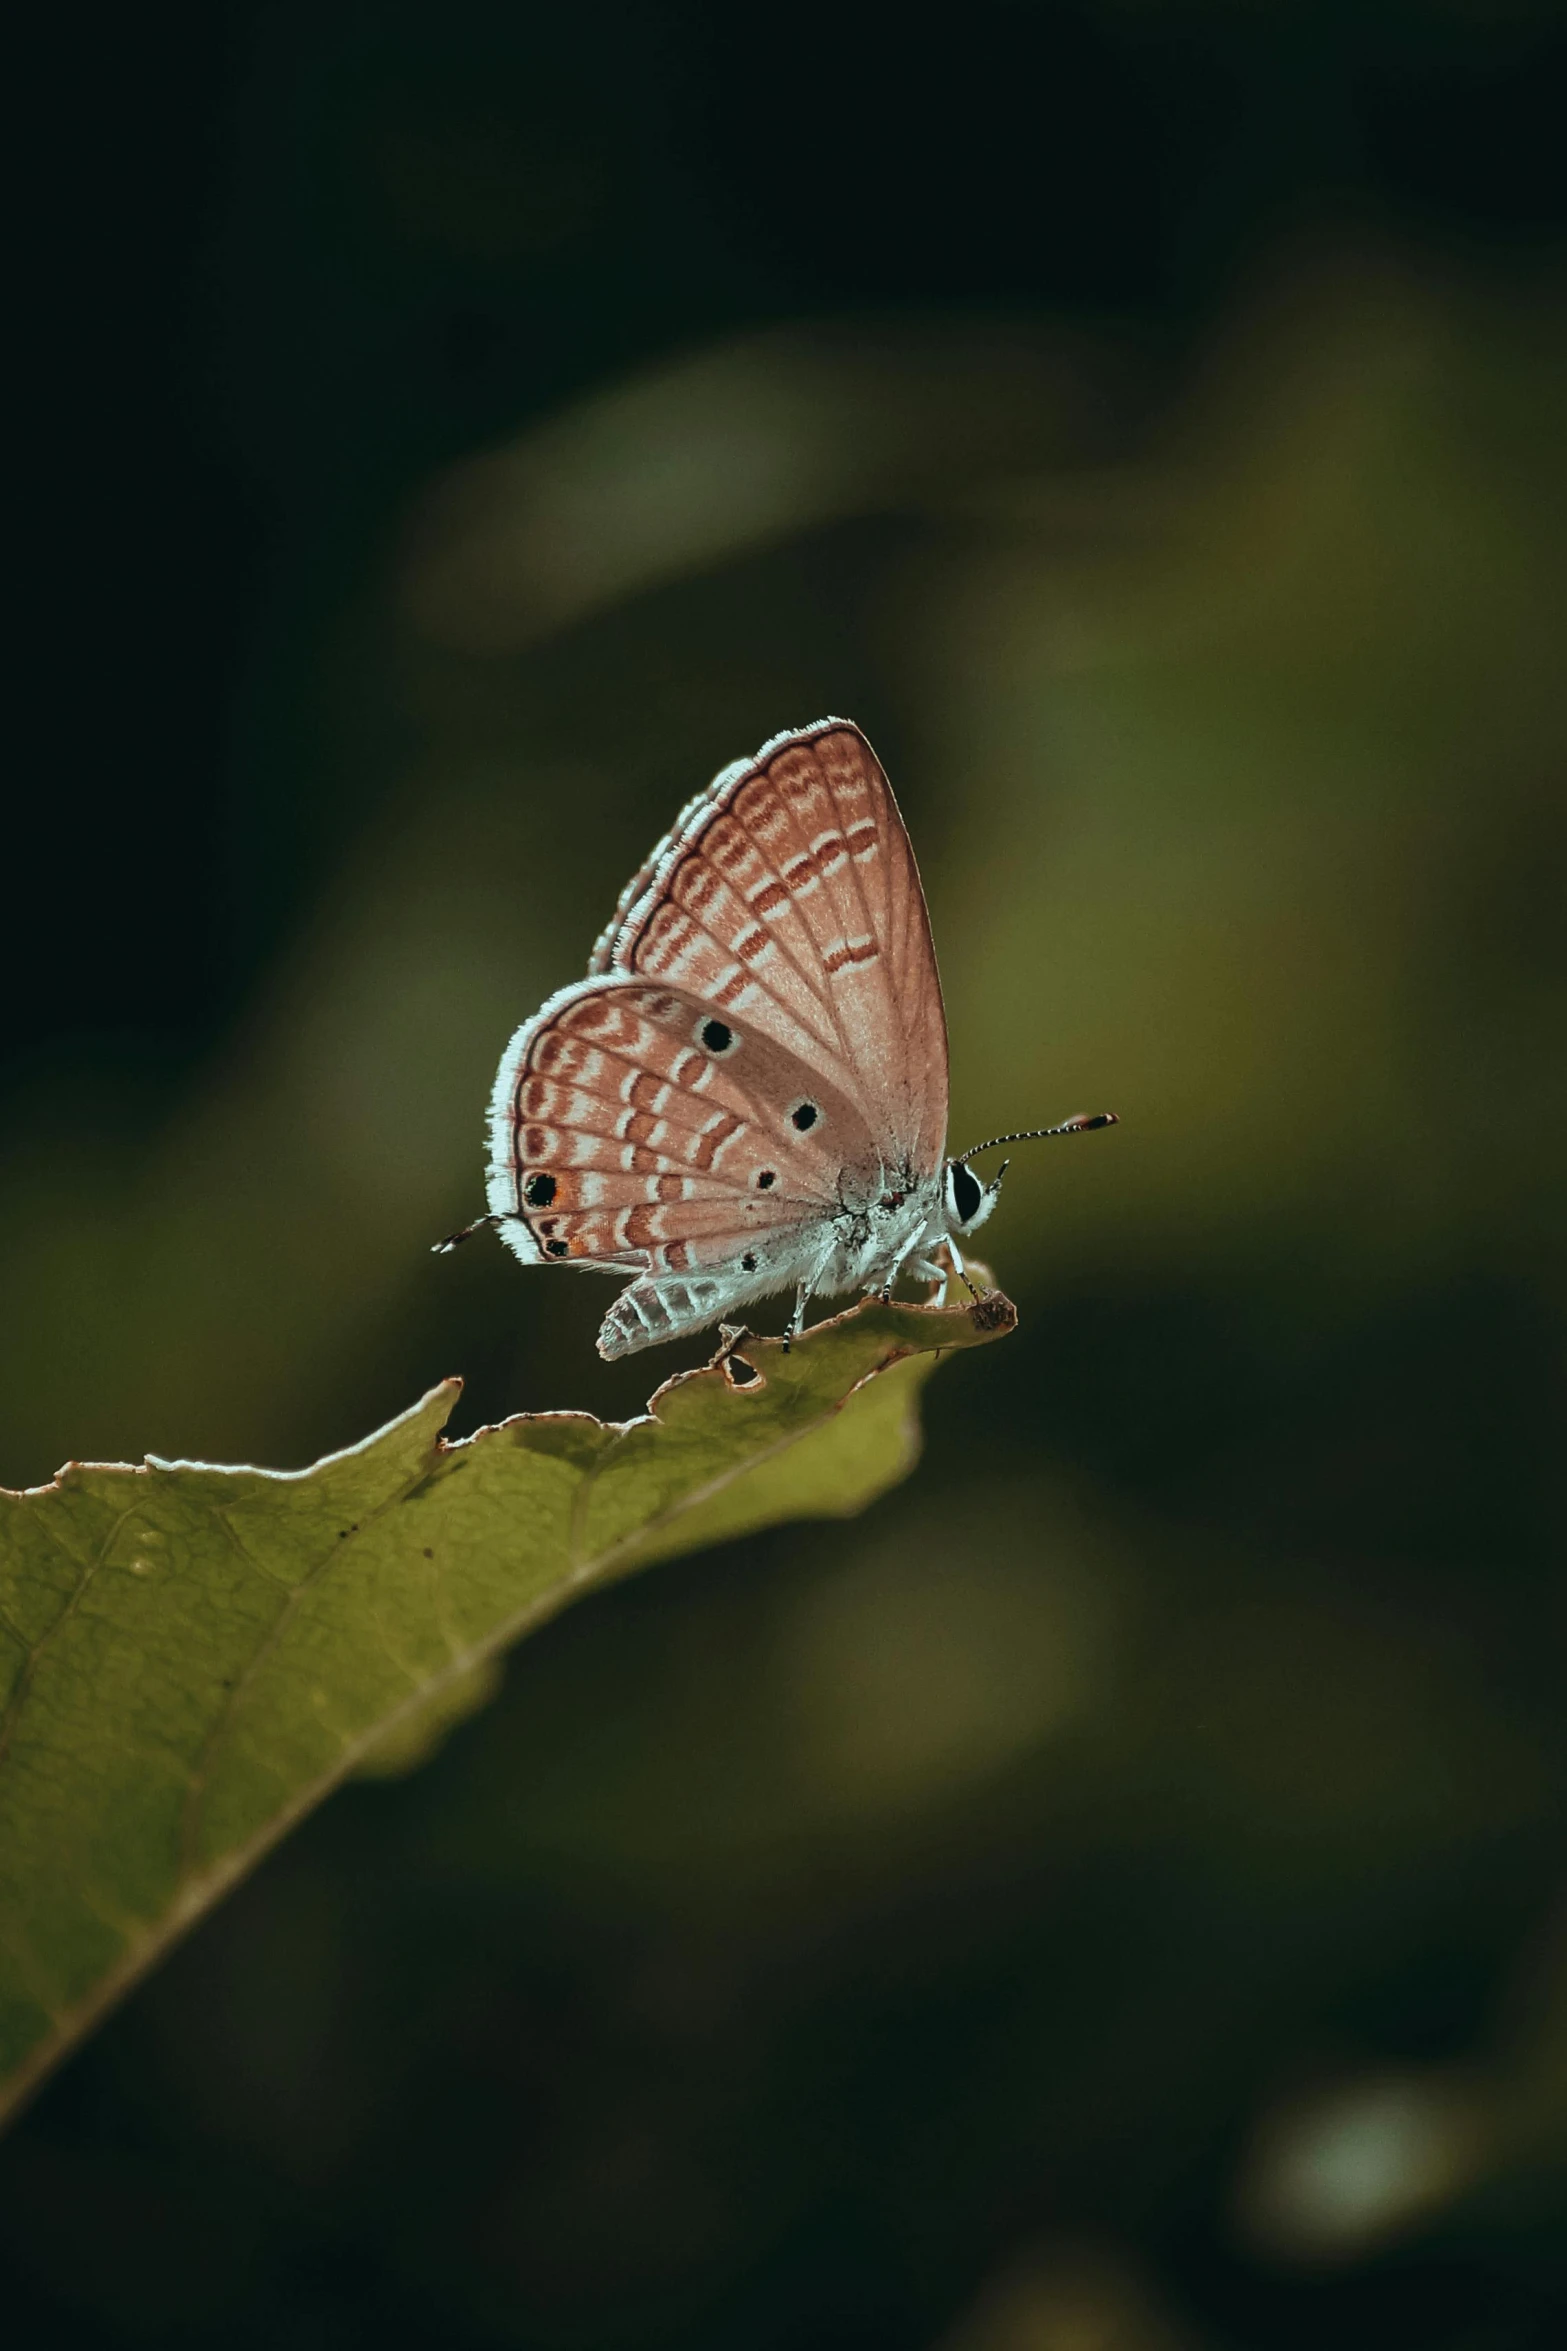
[{"x1": 956, "y1": 1112, "x2": 1118, "y2": 1158}]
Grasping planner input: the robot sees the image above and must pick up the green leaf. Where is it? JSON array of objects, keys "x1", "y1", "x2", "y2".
[{"x1": 0, "y1": 1284, "x2": 1013, "y2": 2125}]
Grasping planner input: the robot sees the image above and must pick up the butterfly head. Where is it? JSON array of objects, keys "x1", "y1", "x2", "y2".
[
  {"x1": 943, "y1": 1113, "x2": 1120, "y2": 1242},
  {"x1": 943, "y1": 1155, "x2": 1005, "y2": 1236}
]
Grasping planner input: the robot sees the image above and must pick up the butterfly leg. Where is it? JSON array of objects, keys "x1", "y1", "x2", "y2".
[
  {"x1": 943, "y1": 1235, "x2": 983, "y2": 1301},
  {"x1": 781, "y1": 1280, "x2": 810, "y2": 1354},
  {"x1": 910, "y1": 1256, "x2": 949, "y2": 1304},
  {"x1": 911, "y1": 1239, "x2": 981, "y2": 1308},
  {"x1": 871, "y1": 1232, "x2": 924, "y2": 1304}
]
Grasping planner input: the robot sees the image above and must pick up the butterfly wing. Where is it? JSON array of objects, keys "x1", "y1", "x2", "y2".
[
  {"x1": 589, "y1": 719, "x2": 949, "y2": 1186},
  {"x1": 487, "y1": 972, "x2": 884, "y2": 1352}
]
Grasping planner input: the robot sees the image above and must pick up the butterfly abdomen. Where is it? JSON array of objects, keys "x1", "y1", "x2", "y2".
[{"x1": 598, "y1": 1270, "x2": 742, "y2": 1360}]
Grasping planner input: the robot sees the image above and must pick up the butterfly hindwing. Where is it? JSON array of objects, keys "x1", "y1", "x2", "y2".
[{"x1": 487, "y1": 973, "x2": 882, "y2": 1282}]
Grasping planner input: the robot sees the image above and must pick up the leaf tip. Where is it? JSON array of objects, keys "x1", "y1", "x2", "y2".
[{"x1": 966, "y1": 1288, "x2": 1017, "y2": 1338}]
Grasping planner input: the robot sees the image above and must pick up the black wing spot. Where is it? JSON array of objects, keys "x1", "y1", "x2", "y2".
[
  {"x1": 524, "y1": 1172, "x2": 557, "y2": 1207},
  {"x1": 756, "y1": 1169, "x2": 776, "y2": 1190},
  {"x1": 546, "y1": 1239, "x2": 570, "y2": 1258},
  {"x1": 790, "y1": 1101, "x2": 819, "y2": 1132},
  {"x1": 700, "y1": 1017, "x2": 734, "y2": 1054},
  {"x1": 741, "y1": 1251, "x2": 757, "y2": 1272}
]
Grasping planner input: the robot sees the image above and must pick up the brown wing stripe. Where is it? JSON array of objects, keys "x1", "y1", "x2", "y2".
[
  {"x1": 688, "y1": 1112, "x2": 743, "y2": 1169},
  {"x1": 621, "y1": 1203, "x2": 659, "y2": 1249},
  {"x1": 822, "y1": 938, "x2": 879, "y2": 974}
]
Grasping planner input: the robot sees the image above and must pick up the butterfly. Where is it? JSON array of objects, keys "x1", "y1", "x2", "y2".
[{"x1": 440, "y1": 719, "x2": 1115, "y2": 1358}]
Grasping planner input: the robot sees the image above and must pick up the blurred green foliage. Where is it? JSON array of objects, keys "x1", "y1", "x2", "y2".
[{"x1": 4, "y1": 1, "x2": 1567, "y2": 2345}]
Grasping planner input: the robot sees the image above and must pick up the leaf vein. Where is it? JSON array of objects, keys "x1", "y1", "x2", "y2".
[
  {"x1": 0, "y1": 1503, "x2": 140, "y2": 1767},
  {"x1": 177, "y1": 1460, "x2": 440, "y2": 1871}
]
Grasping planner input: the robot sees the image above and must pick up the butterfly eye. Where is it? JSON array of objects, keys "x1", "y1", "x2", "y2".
[
  {"x1": 523, "y1": 1173, "x2": 557, "y2": 1207},
  {"x1": 789, "y1": 1100, "x2": 820, "y2": 1132},
  {"x1": 698, "y1": 1017, "x2": 737, "y2": 1055},
  {"x1": 947, "y1": 1159, "x2": 983, "y2": 1224}
]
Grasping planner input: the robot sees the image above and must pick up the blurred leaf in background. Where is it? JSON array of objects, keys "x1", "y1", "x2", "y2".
[{"x1": 4, "y1": 0, "x2": 1567, "y2": 2346}]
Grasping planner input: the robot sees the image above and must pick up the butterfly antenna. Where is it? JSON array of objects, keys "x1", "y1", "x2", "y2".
[
  {"x1": 956, "y1": 1112, "x2": 1118, "y2": 1159},
  {"x1": 432, "y1": 1212, "x2": 505, "y2": 1254}
]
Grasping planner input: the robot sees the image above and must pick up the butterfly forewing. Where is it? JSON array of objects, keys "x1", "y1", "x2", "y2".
[{"x1": 591, "y1": 721, "x2": 949, "y2": 1180}]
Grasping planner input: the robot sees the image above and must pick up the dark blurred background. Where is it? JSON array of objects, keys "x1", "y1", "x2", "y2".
[{"x1": 5, "y1": 2, "x2": 1567, "y2": 2344}]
